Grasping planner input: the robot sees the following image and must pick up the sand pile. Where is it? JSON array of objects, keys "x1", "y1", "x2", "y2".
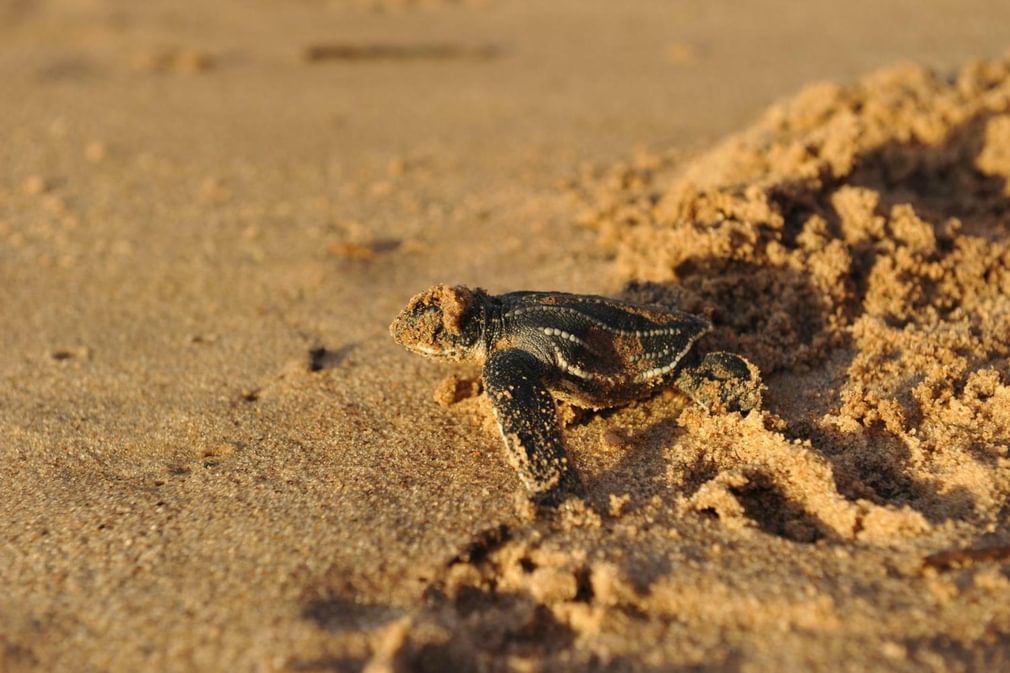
[{"x1": 579, "y1": 56, "x2": 1010, "y2": 535}]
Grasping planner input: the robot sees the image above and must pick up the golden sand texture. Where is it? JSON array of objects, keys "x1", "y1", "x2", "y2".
[{"x1": 5, "y1": 1, "x2": 1010, "y2": 671}]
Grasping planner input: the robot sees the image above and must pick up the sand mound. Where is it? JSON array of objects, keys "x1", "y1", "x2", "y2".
[{"x1": 576, "y1": 56, "x2": 1010, "y2": 534}]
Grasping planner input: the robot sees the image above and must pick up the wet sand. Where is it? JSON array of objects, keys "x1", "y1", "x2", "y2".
[{"x1": 3, "y1": 1, "x2": 1010, "y2": 671}]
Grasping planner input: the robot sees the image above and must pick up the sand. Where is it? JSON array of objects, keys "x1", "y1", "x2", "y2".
[{"x1": 4, "y1": 1, "x2": 1010, "y2": 672}]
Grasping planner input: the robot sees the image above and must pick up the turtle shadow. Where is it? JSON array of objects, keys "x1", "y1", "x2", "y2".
[{"x1": 585, "y1": 415, "x2": 685, "y2": 513}]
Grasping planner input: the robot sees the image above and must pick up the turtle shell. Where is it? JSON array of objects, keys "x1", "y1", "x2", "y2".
[{"x1": 498, "y1": 291, "x2": 711, "y2": 408}]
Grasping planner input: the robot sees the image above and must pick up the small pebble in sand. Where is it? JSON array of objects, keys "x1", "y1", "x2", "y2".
[
  {"x1": 174, "y1": 49, "x2": 215, "y2": 74},
  {"x1": 387, "y1": 158, "x2": 407, "y2": 177},
  {"x1": 49, "y1": 346, "x2": 91, "y2": 361},
  {"x1": 327, "y1": 242, "x2": 377, "y2": 260},
  {"x1": 880, "y1": 641, "x2": 908, "y2": 660},
  {"x1": 433, "y1": 374, "x2": 482, "y2": 407},
  {"x1": 608, "y1": 493, "x2": 632, "y2": 517},
  {"x1": 664, "y1": 42, "x2": 699, "y2": 65},
  {"x1": 22, "y1": 175, "x2": 49, "y2": 195},
  {"x1": 199, "y1": 177, "x2": 231, "y2": 204},
  {"x1": 84, "y1": 141, "x2": 107, "y2": 162},
  {"x1": 199, "y1": 442, "x2": 238, "y2": 462},
  {"x1": 134, "y1": 47, "x2": 215, "y2": 74}
]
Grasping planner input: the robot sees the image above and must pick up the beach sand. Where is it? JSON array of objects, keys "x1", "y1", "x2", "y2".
[{"x1": 3, "y1": 1, "x2": 1010, "y2": 671}]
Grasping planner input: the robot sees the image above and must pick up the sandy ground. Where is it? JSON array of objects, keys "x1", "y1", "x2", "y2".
[{"x1": 3, "y1": 1, "x2": 1010, "y2": 671}]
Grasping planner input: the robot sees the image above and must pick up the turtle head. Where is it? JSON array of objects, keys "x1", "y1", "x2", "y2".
[{"x1": 390, "y1": 285, "x2": 489, "y2": 360}]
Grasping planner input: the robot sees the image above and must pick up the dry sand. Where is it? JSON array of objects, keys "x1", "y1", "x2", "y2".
[{"x1": 4, "y1": 1, "x2": 1010, "y2": 672}]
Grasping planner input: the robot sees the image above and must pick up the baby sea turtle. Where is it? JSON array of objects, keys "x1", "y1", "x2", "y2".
[{"x1": 390, "y1": 285, "x2": 762, "y2": 506}]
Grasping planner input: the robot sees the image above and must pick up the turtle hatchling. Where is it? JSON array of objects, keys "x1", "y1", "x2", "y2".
[{"x1": 390, "y1": 285, "x2": 763, "y2": 506}]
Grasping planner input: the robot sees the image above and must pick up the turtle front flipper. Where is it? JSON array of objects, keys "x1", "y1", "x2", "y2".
[
  {"x1": 674, "y1": 351, "x2": 763, "y2": 413},
  {"x1": 483, "y1": 348, "x2": 584, "y2": 506}
]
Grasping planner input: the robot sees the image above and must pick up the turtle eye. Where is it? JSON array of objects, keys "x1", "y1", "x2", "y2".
[{"x1": 420, "y1": 307, "x2": 453, "y2": 346}]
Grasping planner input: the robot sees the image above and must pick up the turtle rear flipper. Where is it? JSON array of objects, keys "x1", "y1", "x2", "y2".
[
  {"x1": 483, "y1": 348, "x2": 584, "y2": 506},
  {"x1": 674, "y1": 351, "x2": 763, "y2": 413}
]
